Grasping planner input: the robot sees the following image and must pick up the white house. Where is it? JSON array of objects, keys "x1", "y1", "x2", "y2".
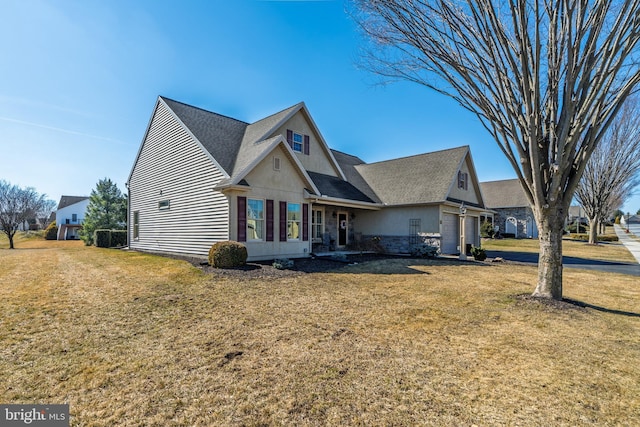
[{"x1": 56, "y1": 196, "x2": 89, "y2": 240}]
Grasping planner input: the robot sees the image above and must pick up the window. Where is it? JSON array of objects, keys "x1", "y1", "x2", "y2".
[
  {"x1": 292, "y1": 132, "x2": 303, "y2": 152},
  {"x1": 287, "y1": 203, "x2": 301, "y2": 240},
  {"x1": 159, "y1": 200, "x2": 170, "y2": 210},
  {"x1": 312, "y1": 208, "x2": 323, "y2": 241},
  {"x1": 72, "y1": 213, "x2": 78, "y2": 223},
  {"x1": 247, "y1": 199, "x2": 264, "y2": 240},
  {"x1": 133, "y1": 211, "x2": 139, "y2": 240},
  {"x1": 458, "y1": 171, "x2": 468, "y2": 190}
]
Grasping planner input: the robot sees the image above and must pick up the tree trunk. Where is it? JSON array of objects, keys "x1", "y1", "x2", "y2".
[
  {"x1": 8, "y1": 233, "x2": 15, "y2": 249},
  {"x1": 588, "y1": 216, "x2": 599, "y2": 244},
  {"x1": 532, "y1": 212, "x2": 565, "y2": 300}
]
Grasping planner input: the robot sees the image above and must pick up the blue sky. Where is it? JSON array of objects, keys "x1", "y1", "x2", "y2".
[{"x1": 1, "y1": 0, "x2": 638, "y2": 214}]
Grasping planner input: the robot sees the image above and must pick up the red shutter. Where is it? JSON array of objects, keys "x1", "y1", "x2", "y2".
[
  {"x1": 302, "y1": 203, "x2": 309, "y2": 241},
  {"x1": 303, "y1": 135, "x2": 310, "y2": 155},
  {"x1": 237, "y1": 197, "x2": 246, "y2": 242},
  {"x1": 279, "y1": 201, "x2": 287, "y2": 241},
  {"x1": 266, "y1": 199, "x2": 274, "y2": 242},
  {"x1": 286, "y1": 129, "x2": 293, "y2": 149}
]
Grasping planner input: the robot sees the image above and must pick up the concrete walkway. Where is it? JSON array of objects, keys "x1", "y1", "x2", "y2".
[{"x1": 614, "y1": 225, "x2": 640, "y2": 264}]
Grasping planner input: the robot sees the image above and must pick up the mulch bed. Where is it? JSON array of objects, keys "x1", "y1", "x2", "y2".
[{"x1": 171, "y1": 253, "x2": 400, "y2": 279}]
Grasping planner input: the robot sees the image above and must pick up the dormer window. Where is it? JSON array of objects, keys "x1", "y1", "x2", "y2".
[
  {"x1": 292, "y1": 132, "x2": 303, "y2": 152},
  {"x1": 286, "y1": 129, "x2": 310, "y2": 155}
]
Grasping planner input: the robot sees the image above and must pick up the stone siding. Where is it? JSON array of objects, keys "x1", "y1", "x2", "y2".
[{"x1": 492, "y1": 207, "x2": 535, "y2": 238}]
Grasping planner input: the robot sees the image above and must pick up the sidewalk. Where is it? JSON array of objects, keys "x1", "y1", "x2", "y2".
[{"x1": 614, "y1": 225, "x2": 640, "y2": 264}]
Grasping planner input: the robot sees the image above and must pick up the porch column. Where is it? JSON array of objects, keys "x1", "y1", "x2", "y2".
[{"x1": 459, "y1": 204, "x2": 467, "y2": 260}]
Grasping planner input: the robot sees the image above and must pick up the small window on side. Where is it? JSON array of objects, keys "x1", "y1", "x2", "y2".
[{"x1": 159, "y1": 200, "x2": 170, "y2": 210}]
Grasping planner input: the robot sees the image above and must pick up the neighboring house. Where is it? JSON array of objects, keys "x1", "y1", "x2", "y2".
[
  {"x1": 567, "y1": 205, "x2": 588, "y2": 226},
  {"x1": 56, "y1": 196, "x2": 89, "y2": 240},
  {"x1": 621, "y1": 214, "x2": 640, "y2": 225},
  {"x1": 480, "y1": 179, "x2": 539, "y2": 238},
  {"x1": 127, "y1": 96, "x2": 489, "y2": 260}
]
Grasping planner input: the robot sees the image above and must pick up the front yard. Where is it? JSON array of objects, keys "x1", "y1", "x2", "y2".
[{"x1": 1, "y1": 235, "x2": 639, "y2": 425}]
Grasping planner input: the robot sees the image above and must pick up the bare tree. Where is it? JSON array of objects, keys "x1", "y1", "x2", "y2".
[
  {"x1": 36, "y1": 199, "x2": 57, "y2": 229},
  {"x1": 352, "y1": 0, "x2": 640, "y2": 299},
  {"x1": 0, "y1": 180, "x2": 48, "y2": 249},
  {"x1": 575, "y1": 98, "x2": 640, "y2": 243}
]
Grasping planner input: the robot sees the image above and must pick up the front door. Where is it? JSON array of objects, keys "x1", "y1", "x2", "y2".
[{"x1": 337, "y1": 212, "x2": 348, "y2": 247}]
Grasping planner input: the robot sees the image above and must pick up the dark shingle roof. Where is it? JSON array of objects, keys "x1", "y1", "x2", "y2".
[
  {"x1": 161, "y1": 97, "x2": 249, "y2": 175},
  {"x1": 480, "y1": 179, "x2": 530, "y2": 208},
  {"x1": 355, "y1": 146, "x2": 469, "y2": 205},
  {"x1": 330, "y1": 150, "x2": 381, "y2": 203},
  {"x1": 307, "y1": 171, "x2": 375, "y2": 203},
  {"x1": 57, "y1": 196, "x2": 89, "y2": 210}
]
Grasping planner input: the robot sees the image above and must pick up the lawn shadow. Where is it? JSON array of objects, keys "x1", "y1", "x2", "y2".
[{"x1": 563, "y1": 298, "x2": 640, "y2": 318}]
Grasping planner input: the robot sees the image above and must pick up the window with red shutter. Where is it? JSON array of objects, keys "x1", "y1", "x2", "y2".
[
  {"x1": 286, "y1": 129, "x2": 293, "y2": 149},
  {"x1": 302, "y1": 203, "x2": 309, "y2": 241},
  {"x1": 303, "y1": 135, "x2": 310, "y2": 155},
  {"x1": 279, "y1": 201, "x2": 287, "y2": 241},
  {"x1": 237, "y1": 196, "x2": 247, "y2": 242},
  {"x1": 266, "y1": 199, "x2": 274, "y2": 242}
]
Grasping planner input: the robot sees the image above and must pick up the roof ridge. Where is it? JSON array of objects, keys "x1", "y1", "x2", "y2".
[
  {"x1": 249, "y1": 102, "x2": 304, "y2": 125},
  {"x1": 480, "y1": 178, "x2": 519, "y2": 184},
  {"x1": 363, "y1": 145, "x2": 469, "y2": 167},
  {"x1": 160, "y1": 96, "x2": 249, "y2": 125}
]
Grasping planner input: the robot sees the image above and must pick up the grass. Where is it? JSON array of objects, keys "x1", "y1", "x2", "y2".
[
  {"x1": 1, "y1": 233, "x2": 639, "y2": 426},
  {"x1": 482, "y1": 229, "x2": 638, "y2": 264}
]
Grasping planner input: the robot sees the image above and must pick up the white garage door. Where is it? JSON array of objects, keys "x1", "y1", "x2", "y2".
[{"x1": 442, "y1": 213, "x2": 459, "y2": 254}]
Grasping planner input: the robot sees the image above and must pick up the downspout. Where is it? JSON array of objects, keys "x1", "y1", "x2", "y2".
[{"x1": 125, "y1": 181, "x2": 130, "y2": 249}]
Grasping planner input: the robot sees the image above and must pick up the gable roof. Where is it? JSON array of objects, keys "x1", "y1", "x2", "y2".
[
  {"x1": 161, "y1": 97, "x2": 249, "y2": 175},
  {"x1": 480, "y1": 179, "x2": 530, "y2": 209},
  {"x1": 331, "y1": 150, "x2": 382, "y2": 203},
  {"x1": 57, "y1": 196, "x2": 89, "y2": 210},
  {"x1": 354, "y1": 146, "x2": 471, "y2": 206}
]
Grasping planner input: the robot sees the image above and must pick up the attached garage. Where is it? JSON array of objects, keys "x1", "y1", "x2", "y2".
[{"x1": 441, "y1": 213, "x2": 459, "y2": 254}]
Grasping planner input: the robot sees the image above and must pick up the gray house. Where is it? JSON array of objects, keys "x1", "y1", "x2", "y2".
[
  {"x1": 128, "y1": 97, "x2": 489, "y2": 260},
  {"x1": 480, "y1": 179, "x2": 538, "y2": 238}
]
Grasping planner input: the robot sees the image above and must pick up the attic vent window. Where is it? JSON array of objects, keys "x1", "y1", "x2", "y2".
[
  {"x1": 159, "y1": 200, "x2": 170, "y2": 210},
  {"x1": 458, "y1": 172, "x2": 469, "y2": 190},
  {"x1": 274, "y1": 157, "x2": 281, "y2": 171}
]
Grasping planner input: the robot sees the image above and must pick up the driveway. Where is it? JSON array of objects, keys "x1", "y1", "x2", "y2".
[{"x1": 484, "y1": 249, "x2": 640, "y2": 276}]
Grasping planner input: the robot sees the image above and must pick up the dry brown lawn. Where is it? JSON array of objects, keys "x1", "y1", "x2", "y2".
[{"x1": 1, "y1": 234, "x2": 639, "y2": 426}]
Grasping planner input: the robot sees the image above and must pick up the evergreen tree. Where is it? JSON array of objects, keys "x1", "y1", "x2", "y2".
[{"x1": 81, "y1": 178, "x2": 127, "y2": 245}]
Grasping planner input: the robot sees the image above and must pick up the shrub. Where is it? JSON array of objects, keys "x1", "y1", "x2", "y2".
[
  {"x1": 568, "y1": 233, "x2": 618, "y2": 242},
  {"x1": 111, "y1": 230, "x2": 127, "y2": 247},
  {"x1": 470, "y1": 246, "x2": 487, "y2": 261},
  {"x1": 615, "y1": 216, "x2": 621, "y2": 224},
  {"x1": 566, "y1": 222, "x2": 589, "y2": 233},
  {"x1": 44, "y1": 222, "x2": 58, "y2": 240},
  {"x1": 410, "y1": 243, "x2": 439, "y2": 258},
  {"x1": 208, "y1": 241, "x2": 248, "y2": 268},
  {"x1": 273, "y1": 258, "x2": 294, "y2": 270},
  {"x1": 94, "y1": 230, "x2": 111, "y2": 248},
  {"x1": 480, "y1": 220, "x2": 495, "y2": 238}
]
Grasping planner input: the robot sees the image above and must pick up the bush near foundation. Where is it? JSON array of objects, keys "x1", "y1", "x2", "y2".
[
  {"x1": 44, "y1": 222, "x2": 58, "y2": 240},
  {"x1": 209, "y1": 241, "x2": 248, "y2": 268}
]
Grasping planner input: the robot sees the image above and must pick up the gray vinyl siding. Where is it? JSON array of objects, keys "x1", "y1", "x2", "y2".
[{"x1": 129, "y1": 101, "x2": 229, "y2": 256}]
